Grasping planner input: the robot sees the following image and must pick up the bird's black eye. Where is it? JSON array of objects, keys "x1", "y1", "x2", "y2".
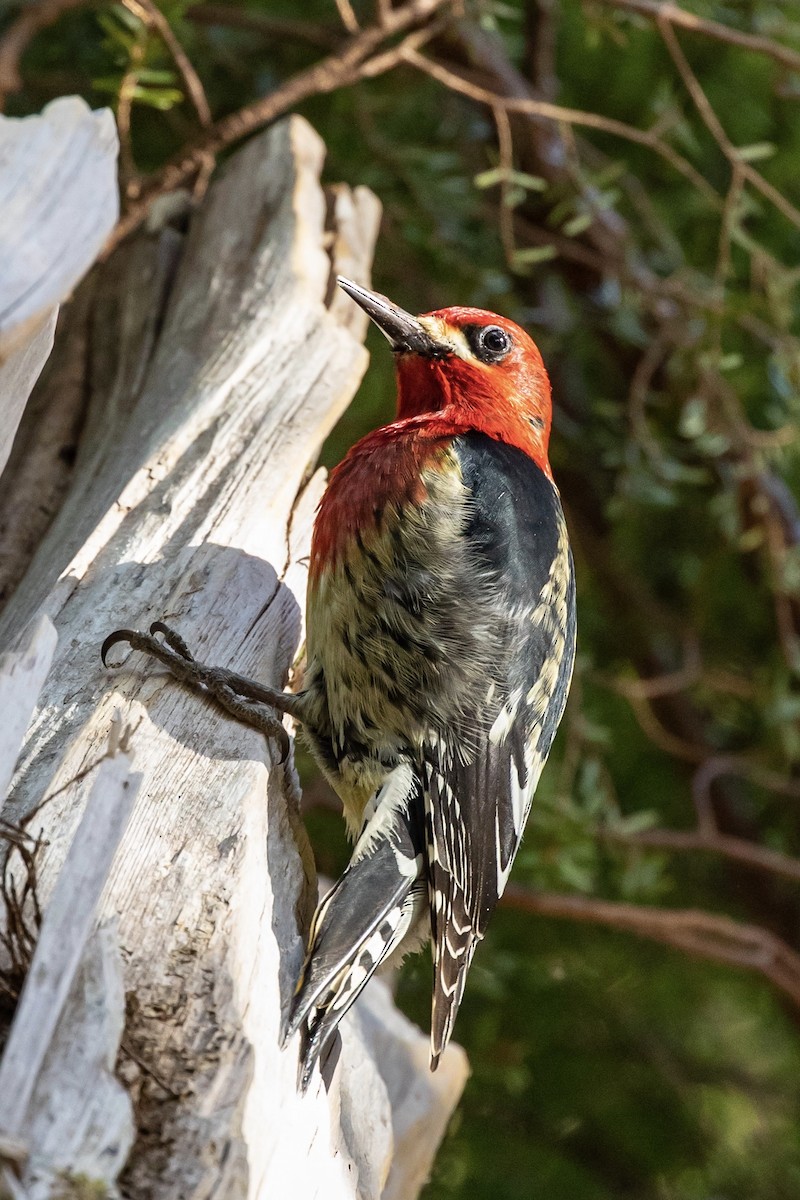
[{"x1": 467, "y1": 324, "x2": 513, "y2": 364}]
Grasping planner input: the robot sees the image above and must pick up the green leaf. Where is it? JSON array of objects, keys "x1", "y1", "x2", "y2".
[
  {"x1": 511, "y1": 245, "x2": 558, "y2": 268},
  {"x1": 131, "y1": 85, "x2": 185, "y2": 109},
  {"x1": 736, "y1": 142, "x2": 777, "y2": 163},
  {"x1": 562, "y1": 213, "x2": 593, "y2": 237},
  {"x1": 473, "y1": 167, "x2": 547, "y2": 192}
]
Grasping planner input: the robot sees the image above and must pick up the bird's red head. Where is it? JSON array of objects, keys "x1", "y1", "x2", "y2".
[{"x1": 338, "y1": 280, "x2": 553, "y2": 476}]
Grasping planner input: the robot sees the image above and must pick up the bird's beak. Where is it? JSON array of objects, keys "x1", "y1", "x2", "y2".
[{"x1": 337, "y1": 277, "x2": 446, "y2": 358}]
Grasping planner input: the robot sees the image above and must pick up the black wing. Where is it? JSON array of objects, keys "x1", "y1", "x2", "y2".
[{"x1": 425, "y1": 433, "x2": 576, "y2": 1063}]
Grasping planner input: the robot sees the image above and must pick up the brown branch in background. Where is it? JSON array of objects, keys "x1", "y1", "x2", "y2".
[
  {"x1": 594, "y1": 0, "x2": 800, "y2": 77},
  {"x1": 611, "y1": 635, "x2": 702, "y2": 699},
  {"x1": 122, "y1": 0, "x2": 212, "y2": 127},
  {"x1": 186, "y1": 5, "x2": 340, "y2": 50},
  {"x1": 107, "y1": 0, "x2": 454, "y2": 251},
  {"x1": 405, "y1": 49, "x2": 720, "y2": 203},
  {"x1": 657, "y1": 16, "x2": 800, "y2": 232},
  {"x1": 116, "y1": 42, "x2": 145, "y2": 200},
  {"x1": 375, "y1": 0, "x2": 395, "y2": 28},
  {"x1": 333, "y1": 0, "x2": 361, "y2": 36},
  {"x1": 692, "y1": 754, "x2": 800, "y2": 817},
  {"x1": 612, "y1": 687, "x2": 707, "y2": 765},
  {"x1": 714, "y1": 159, "x2": 744, "y2": 294},
  {"x1": 493, "y1": 104, "x2": 516, "y2": 268},
  {"x1": 501, "y1": 885, "x2": 800, "y2": 1010},
  {"x1": 610, "y1": 825, "x2": 800, "y2": 885},
  {"x1": 626, "y1": 323, "x2": 680, "y2": 464},
  {"x1": 0, "y1": 0, "x2": 89, "y2": 108},
  {"x1": 345, "y1": 16, "x2": 451, "y2": 81}
]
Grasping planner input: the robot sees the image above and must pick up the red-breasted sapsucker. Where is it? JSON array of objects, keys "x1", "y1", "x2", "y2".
[
  {"x1": 285, "y1": 279, "x2": 576, "y2": 1088},
  {"x1": 102, "y1": 277, "x2": 576, "y2": 1093}
]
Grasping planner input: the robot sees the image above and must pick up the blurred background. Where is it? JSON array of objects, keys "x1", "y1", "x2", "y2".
[{"x1": 3, "y1": 0, "x2": 800, "y2": 1194}]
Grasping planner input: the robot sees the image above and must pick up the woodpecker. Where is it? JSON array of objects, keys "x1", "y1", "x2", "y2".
[
  {"x1": 286, "y1": 279, "x2": 576, "y2": 1086},
  {"x1": 102, "y1": 278, "x2": 576, "y2": 1093}
]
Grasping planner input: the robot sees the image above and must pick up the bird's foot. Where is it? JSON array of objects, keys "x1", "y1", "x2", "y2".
[{"x1": 101, "y1": 620, "x2": 302, "y2": 761}]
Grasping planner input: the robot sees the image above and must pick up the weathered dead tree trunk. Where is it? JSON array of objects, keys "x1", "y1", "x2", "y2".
[{"x1": 0, "y1": 106, "x2": 467, "y2": 1199}]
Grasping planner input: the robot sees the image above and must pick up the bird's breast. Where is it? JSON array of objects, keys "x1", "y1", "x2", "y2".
[{"x1": 302, "y1": 444, "x2": 508, "y2": 828}]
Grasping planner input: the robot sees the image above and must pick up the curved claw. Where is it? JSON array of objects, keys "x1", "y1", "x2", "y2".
[{"x1": 101, "y1": 628, "x2": 138, "y2": 667}]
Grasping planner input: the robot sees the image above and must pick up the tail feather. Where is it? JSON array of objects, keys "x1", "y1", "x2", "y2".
[
  {"x1": 430, "y1": 924, "x2": 479, "y2": 1069},
  {"x1": 423, "y1": 766, "x2": 485, "y2": 1069},
  {"x1": 286, "y1": 766, "x2": 425, "y2": 1092}
]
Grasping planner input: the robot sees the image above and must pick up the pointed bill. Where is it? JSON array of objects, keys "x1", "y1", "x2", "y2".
[{"x1": 337, "y1": 276, "x2": 444, "y2": 357}]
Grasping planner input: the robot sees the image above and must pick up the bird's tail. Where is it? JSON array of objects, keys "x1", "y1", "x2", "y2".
[
  {"x1": 429, "y1": 918, "x2": 480, "y2": 1071},
  {"x1": 283, "y1": 764, "x2": 426, "y2": 1092}
]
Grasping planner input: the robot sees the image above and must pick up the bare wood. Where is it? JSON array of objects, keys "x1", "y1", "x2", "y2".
[
  {"x1": 0, "y1": 97, "x2": 118, "y2": 482},
  {"x1": 0, "y1": 286, "x2": 96, "y2": 609},
  {"x1": 357, "y1": 979, "x2": 470, "y2": 1200},
  {"x1": 0, "y1": 615, "x2": 57, "y2": 806},
  {"x1": 0, "y1": 748, "x2": 141, "y2": 1132},
  {"x1": 14, "y1": 924, "x2": 135, "y2": 1200},
  {"x1": 0, "y1": 115, "x2": 466, "y2": 1198}
]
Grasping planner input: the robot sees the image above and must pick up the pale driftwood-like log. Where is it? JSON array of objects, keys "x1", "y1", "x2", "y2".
[
  {"x1": 0, "y1": 615, "x2": 57, "y2": 806},
  {"x1": 0, "y1": 747, "x2": 140, "y2": 1132},
  {"x1": 0, "y1": 115, "x2": 466, "y2": 1198},
  {"x1": 0, "y1": 97, "x2": 119, "y2": 480},
  {"x1": 0, "y1": 735, "x2": 139, "y2": 1200},
  {"x1": 20, "y1": 923, "x2": 133, "y2": 1200}
]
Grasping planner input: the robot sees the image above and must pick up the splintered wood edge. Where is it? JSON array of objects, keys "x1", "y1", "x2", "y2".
[
  {"x1": 0, "y1": 96, "x2": 118, "y2": 494},
  {"x1": 0, "y1": 98, "x2": 119, "y2": 359},
  {"x1": 0, "y1": 749, "x2": 141, "y2": 1136}
]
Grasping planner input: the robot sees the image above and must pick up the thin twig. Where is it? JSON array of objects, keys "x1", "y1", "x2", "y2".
[
  {"x1": 714, "y1": 159, "x2": 744, "y2": 294},
  {"x1": 107, "y1": 0, "x2": 453, "y2": 250},
  {"x1": 658, "y1": 16, "x2": 800, "y2": 233},
  {"x1": 627, "y1": 323, "x2": 679, "y2": 465},
  {"x1": 334, "y1": 0, "x2": 361, "y2": 35},
  {"x1": 116, "y1": 36, "x2": 146, "y2": 200},
  {"x1": 607, "y1": 825, "x2": 800, "y2": 884},
  {"x1": 609, "y1": 687, "x2": 707, "y2": 765},
  {"x1": 122, "y1": 0, "x2": 212, "y2": 127},
  {"x1": 119, "y1": 1038, "x2": 182, "y2": 1099},
  {"x1": 0, "y1": 0, "x2": 88, "y2": 108},
  {"x1": 502, "y1": 885, "x2": 800, "y2": 1010},
  {"x1": 594, "y1": 0, "x2": 800, "y2": 77},
  {"x1": 493, "y1": 105, "x2": 516, "y2": 267},
  {"x1": 611, "y1": 635, "x2": 701, "y2": 699},
  {"x1": 186, "y1": 5, "x2": 340, "y2": 49},
  {"x1": 405, "y1": 49, "x2": 720, "y2": 204}
]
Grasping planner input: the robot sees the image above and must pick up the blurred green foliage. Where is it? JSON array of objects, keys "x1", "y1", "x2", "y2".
[{"x1": 5, "y1": 0, "x2": 800, "y2": 1194}]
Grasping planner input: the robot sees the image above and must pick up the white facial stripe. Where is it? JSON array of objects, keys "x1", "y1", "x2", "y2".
[{"x1": 418, "y1": 316, "x2": 473, "y2": 361}]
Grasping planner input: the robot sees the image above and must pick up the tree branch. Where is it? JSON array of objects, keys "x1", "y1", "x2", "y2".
[
  {"x1": 608, "y1": 826, "x2": 800, "y2": 884},
  {"x1": 404, "y1": 48, "x2": 720, "y2": 203},
  {"x1": 122, "y1": 0, "x2": 212, "y2": 128},
  {"x1": 501, "y1": 885, "x2": 800, "y2": 1009},
  {"x1": 107, "y1": 0, "x2": 454, "y2": 250},
  {"x1": 594, "y1": 0, "x2": 800, "y2": 77},
  {"x1": 186, "y1": 5, "x2": 339, "y2": 49},
  {"x1": 0, "y1": 0, "x2": 88, "y2": 108},
  {"x1": 658, "y1": 15, "x2": 800, "y2": 232}
]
